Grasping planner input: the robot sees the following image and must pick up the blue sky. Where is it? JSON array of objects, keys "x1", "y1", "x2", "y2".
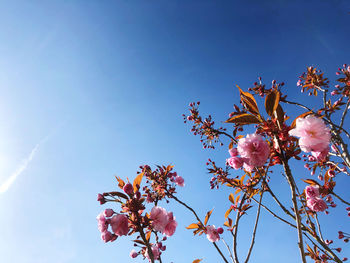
[{"x1": 0, "y1": 1, "x2": 349, "y2": 262}]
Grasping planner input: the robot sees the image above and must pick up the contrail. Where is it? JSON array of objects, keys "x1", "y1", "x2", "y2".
[
  {"x1": 0, "y1": 131, "x2": 54, "y2": 194},
  {"x1": 0, "y1": 143, "x2": 40, "y2": 193}
]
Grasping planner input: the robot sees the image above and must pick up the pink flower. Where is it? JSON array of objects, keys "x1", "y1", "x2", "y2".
[
  {"x1": 175, "y1": 176, "x2": 185, "y2": 187},
  {"x1": 307, "y1": 198, "x2": 328, "y2": 212},
  {"x1": 206, "y1": 225, "x2": 220, "y2": 242},
  {"x1": 243, "y1": 162, "x2": 254, "y2": 172},
  {"x1": 123, "y1": 183, "x2": 134, "y2": 195},
  {"x1": 101, "y1": 230, "x2": 116, "y2": 243},
  {"x1": 311, "y1": 147, "x2": 329, "y2": 161},
  {"x1": 150, "y1": 206, "x2": 169, "y2": 232},
  {"x1": 229, "y1": 148, "x2": 238, "y2": 157},
  {"x1": 289, "y1": 116, "x2": 330, "y2": 153},
  {"x1": 237, "y1": 134, "x2": 270, "y2": 167},
  {"x1": 110, "y1": 214, "x2": 129, "y2": 236},
  {"x1": 227, "y1": 156, "x2": 243, "y2": 169},
  {"x1": 305, "y1": 185, "x2": 320, "y2": 199},
  {"x1": 130, "y1": 249, "x2": 138, "y2": 258},
  {"x1": 163, "y1": 212, "x2": 177, "y2": 237},
  {"x1": 145, "y1": 245, "x2": 161, "y2": 261},
  {"x1": 97, "y1": 212, "x2": 108, "y2": 232},
  {"x1": 104, "y1": 209, "x2": 114, "y2": 217}
]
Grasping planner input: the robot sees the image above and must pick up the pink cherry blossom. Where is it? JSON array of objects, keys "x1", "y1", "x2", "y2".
[
  {"x1": 97, "y1": 212, "x2": 108, "y2": 232},
  {"x1": 229, "y1": 148, "x2": 238, "y2": 157},
  {"x1": 163, "y1": 212, "x2": 177, "y2": 237},
  {"x1": 289, "y1": 116, "x2": 330, "y2": 153},
  {"x1": 104, "y1": 209, "x2": 114, "y2": 217},
  {"x1": 311, "y1": 147, "x2": 329, "y2": 161},
  {"x1": 237, "y1": 134, "x2": 270, "y2": 167},
  {"x1": 101, "y1": 230, "x2": 115, "y2": 243},
  {"x1": 206, "y1": 225, "x2": 220, "y2": 242},
  {"x1": 175, "y1": 176, "x2": 185, "y2": 187},
  {"x1": 145, "y1": 245, "x2": 161, "y2": 261},
  {"x1": 150, "y1": 206, "x2": 169, "y2": 232},
  {"x1": 110, "y1": 214, "x2": 129, "y2": 236},
  {"x1": 305, "y1": 185, "x2": 320, "y2": 199},
  {"x1": 307, "y1": 198, "x2": 328, "y2": 212},
  {"x1": 227, "y1": 156, "x2": 243, "y2": 169}
]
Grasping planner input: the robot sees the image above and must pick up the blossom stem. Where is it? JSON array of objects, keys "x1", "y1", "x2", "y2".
[
  {"x1": 168, "y1": 192, "x2": 230, "y2": 263},
  {"x1": 281, "y1": 159, "x2": 307, "y2": 263}
]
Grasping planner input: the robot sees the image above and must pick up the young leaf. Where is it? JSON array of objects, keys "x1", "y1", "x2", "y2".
[
  {"x1": 225, "y1": 113, "x2": 261, "y2": 125},
  {"x1": 204, "y1": 209, "x2": 213, "y2": 226},
  {"x1": 193, "y1": 259, "x2": 202, "y2": 263},
  {"x1": 186, "y1": 223, "x2": 199, "y2": 229},
  {"x1": 265, "y1": 90, "x2": 280, "y2": 116},
  {"x1": 115, "y1": 176, "x2": 125, "y2": 189},
  {"x1": 229, "y1": 193, "x2": 235, "y2": 204},
  {"x1": 225, "y1": 207, "x2": 233, "y2": 219},
  {"x1": 236, "y1": 85, "x2": 260, "y2": 115},
  {"x1": 133, "y1": 171, "x2": 144, "y2": 192}
]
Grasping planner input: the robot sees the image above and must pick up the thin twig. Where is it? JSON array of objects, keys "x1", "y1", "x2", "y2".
[
  {"x1": 168, "y1": 193, "x2": 230, "y2": 263},
  {"x1": 233, "y1": 195, "x2": 247, "y2": 263},
  {"x1": 222, "y1": 239, "x2": 234, "y2": 263},
  {"x1": 340, "y1": 97, "x2": 350, "y2": 128},
  {"x1": 244, "y1": 189, "x2": 263, "y2": 263}
]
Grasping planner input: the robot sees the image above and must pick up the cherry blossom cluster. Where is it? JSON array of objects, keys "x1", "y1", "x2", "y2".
[
  {"x1": 304, "y1": 185, "x2": 328, "y2": 212},
  {"x1": 226, "y1": 133, "x2": 270, "y2": 172},
  {"x1": 289, "y1": 115, "x2": 331, "y2": 162},
  {"x1": 96, "y1": 165, "x2": 184, "y2": 262}
]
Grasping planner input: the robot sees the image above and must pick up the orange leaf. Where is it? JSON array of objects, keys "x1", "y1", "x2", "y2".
[
  {"x1": 236, "y1": 85, "x2": 260, "y2": 115},
  {"x1": 204, "y1": 209, "x2": 213, "y2": 226},
  {"x1": 302, "y1": 179, "x2": 319, "y2": 186},
  {"x1": 193, "y1": 259, "x2": 202, "y2": 263},
  {"x1": 225, "y1": 207, "x2": 232, "y2": 219},
  {"x1": 229, "y1": 193, "x2": 235, "y2": 204},
  {"x1": 133, "y1": 171, "x2": 144, "y2": 192},
  {"x1": 115, "y1": 176, "x2": 125, "y2": 189},
  {"x1": 225, "y1": 113, "x2": 261, "y2": 125},
  {"x1": 265, "y1": 90, "x2": 280, "y2": 116},
  {"x1": 146, "y1": 231, "x2": 151, "y2": 241},
  {"x1": 186, "y1": 223, "x2": 199, "y2": 229}
]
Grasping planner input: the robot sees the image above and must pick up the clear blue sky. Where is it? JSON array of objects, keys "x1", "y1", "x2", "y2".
[{"x1": 0, "y1": 1, "x2": 349, "y2": 262}]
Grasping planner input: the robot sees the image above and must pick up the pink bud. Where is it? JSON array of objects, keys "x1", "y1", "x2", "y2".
[
  {"x1": 217, "y1": 227, "x2": 224, "y2": 234},
  {"x1": 123, "y1": 183, "x2": 134, "y2": 195},
  {"x1": 130, "y1": 249, "x2": 138, "y2": 258},
  {"x1": 97, "y1": 193, "x2": 106, "y2": 205}
]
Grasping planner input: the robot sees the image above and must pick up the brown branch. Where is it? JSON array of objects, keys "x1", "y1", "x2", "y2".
[
  {"x1": 340, "y1": 97, "x2": 350, "y2": 129},
  {"x1": 233, "y1": 195, "x2": 246, "y2": 263},
  {"x1": 222, "y1": 239, "x2": 235, "y2": 263},
  {"x1": 281, "y1": 159, "x2": 307, "y2": 263},
  {"x1": 244, "y1": 189, "x2": 263, "y2": 263},
  {"x1": 331, "y1": 191, "x2": 350, "y2": 206}
]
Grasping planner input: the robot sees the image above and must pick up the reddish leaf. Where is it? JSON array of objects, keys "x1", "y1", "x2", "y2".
[
  {"x1": 225, "y1": 113, "x2": 261, "y2": 125},
  {"x1": 193, "y1": 259, "x2": 203, "y2": 263},
  {"x1": 265, "y1": 90, "x2": 280, "y2": 116},
  {"x1": 236, "y1": 85, "x2": 260, "y2": 115}
]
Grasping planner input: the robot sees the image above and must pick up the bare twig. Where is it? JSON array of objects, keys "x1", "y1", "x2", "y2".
[
  {"x1": 222, "y1": 239, "x2": 234, "y2": 263},
  {"x1": 168, "y1": 192, "x2": 230, "y2": 263},
  {"x1": 244, "y1": 189, "x2": 263, "y2": 263},
  {"x1": 281, "y1": 159, "x2": 307, "y2": 263}
]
